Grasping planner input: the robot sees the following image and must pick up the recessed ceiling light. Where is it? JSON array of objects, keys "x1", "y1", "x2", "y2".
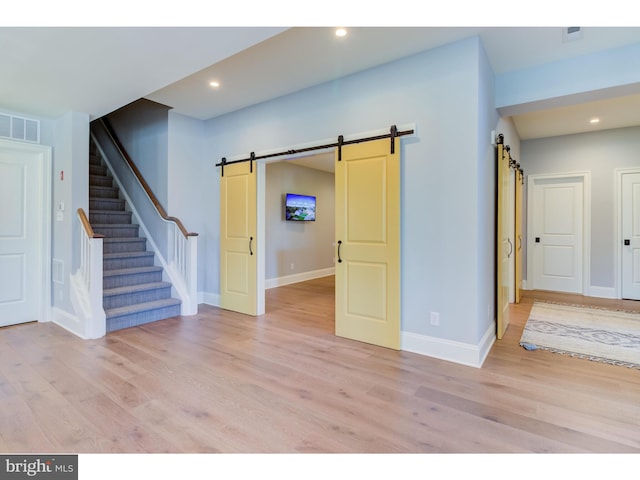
[
  {"x1": 209, "y1": 81, "x2": 220, "y2": 88},
  {"x1": 335, "y1": 28, "x2": 347, "y2": 37},
  {"x1": 589, "y1": 117, "x2": 600, "y2": 124}
]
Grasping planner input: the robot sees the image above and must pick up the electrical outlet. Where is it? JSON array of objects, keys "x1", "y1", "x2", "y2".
[
  {"x1": 430, "y1": 312, "x2": 440, "y2": 326},
  {"x1": 290, "y1": 263, "x2": 294, "y2": 270}
]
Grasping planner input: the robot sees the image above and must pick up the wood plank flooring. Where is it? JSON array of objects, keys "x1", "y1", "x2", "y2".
[{"x1": 1, "y1": 277, "x2": 639, "y2": 453}]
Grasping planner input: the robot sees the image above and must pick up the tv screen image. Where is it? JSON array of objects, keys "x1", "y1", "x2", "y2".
[{"x1": 285, "y1": 193, "x2": 316, "y2": 221}]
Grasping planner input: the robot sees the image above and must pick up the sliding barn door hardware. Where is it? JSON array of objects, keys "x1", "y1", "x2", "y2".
[{"x1": 216, "y1": 124, "x2": 413, "y2": 175}]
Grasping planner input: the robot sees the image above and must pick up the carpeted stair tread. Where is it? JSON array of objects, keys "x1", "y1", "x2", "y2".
[
  {"x1": 105, "y1": 298, "x2": 181, "y2": 319},
  {"x1": 92, "y1": 223, "x2": 139, "y2": 228},
  {"x1": 103, "y1": 265, "x2": 163, "y2": 277},
  {"x1": 103, "y1": 251, "x2": 155, "y2": 260},
  {"x1": 89, "y1": 137, "x2": 181, "y2": 332},
  {"x1": 103, "y1": 236, "x2": 146, "y2": 243},
  {"x1": 103, "y1": 281, "x2": 172, "y2": 296},
  {"x1": 90, "y1": 209, "x2": 131, "y2": 215}
]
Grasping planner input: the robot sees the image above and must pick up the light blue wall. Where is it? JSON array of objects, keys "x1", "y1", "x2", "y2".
[
  {"x1": 476, "y1": 41, "x2": 500, "y2": 340},
  {"x1": 195, "y1": 36, "x2": 495, "y2": 345},
  {"x1": 52, "y1": 112, "x2": 90, "y2": 315},
  {"x1": 496, "y1": 42, "x2": 640, "y2": 115},
  {"x1": 168, "y1": 111, "x2": 208, "y2": 289}
]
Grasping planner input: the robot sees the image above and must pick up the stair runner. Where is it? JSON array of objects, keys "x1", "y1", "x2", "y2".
[{"x1": 89, "y1": 141, "x2": 181, "y2": 332}]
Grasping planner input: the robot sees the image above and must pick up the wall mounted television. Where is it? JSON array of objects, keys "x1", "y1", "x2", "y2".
[{"x1": 285, "y1": 193, "x2": 316, "y2": 221}]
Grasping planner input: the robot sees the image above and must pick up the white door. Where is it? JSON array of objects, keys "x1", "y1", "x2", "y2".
[
  {"x1": 531, "y1": 176, "x2": 584, "y2": 294},
  {"x1": 622, "y1": 172, "x2": 640, "y2": 300},
  {"x1": 0, "y1": 140, "x2": 50, "y2": 327}
]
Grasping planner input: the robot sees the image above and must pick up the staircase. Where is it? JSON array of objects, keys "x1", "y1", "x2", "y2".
[{"x1": 89, "y1": 141, "x2": 181, "y2": 332}]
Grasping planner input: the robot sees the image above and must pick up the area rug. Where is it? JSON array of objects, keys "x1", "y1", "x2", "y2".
[{"x1": 519, "y1": 301, "x2": 640, "y2": 369}]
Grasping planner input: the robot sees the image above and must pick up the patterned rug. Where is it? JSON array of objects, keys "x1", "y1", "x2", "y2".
[{"x1": 520, "y1": 301, "x2": 640, "y2": 369}]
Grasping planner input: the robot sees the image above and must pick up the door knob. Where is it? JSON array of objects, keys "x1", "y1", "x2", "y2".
[{"x1": 625, "y1": 239, "x2": 631, "y2": 246}]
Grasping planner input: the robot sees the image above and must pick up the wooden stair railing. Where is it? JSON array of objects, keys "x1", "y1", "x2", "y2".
[
  {"x1": 99, "y1": 117, "x2": 198, "y2": 239},
  {"x1": 93, "y1": 117, "x2": 198, "y2": 316}
]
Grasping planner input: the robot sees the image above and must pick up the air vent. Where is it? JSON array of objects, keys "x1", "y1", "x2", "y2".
[
  {"x1": 0, "y1": 113, "x2": 40, "y2": 143},
  {"x1": 563, "y1": 26, "x2": 583, "y2": 43}
]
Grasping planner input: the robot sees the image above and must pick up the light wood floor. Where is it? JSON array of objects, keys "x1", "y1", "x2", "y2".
[{"x1": 1, "y1": 277, "x2": 639, "y2": 453}]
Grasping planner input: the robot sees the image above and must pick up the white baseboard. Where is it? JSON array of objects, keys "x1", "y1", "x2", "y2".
[
  {"x1": 265, "y1": 267, "x2": 335, "y2": 289},
  {"x1": 401, "y1": 322, "x2": 496, "y2": 368},
  {"x1": 199, "y1": 291, "x2": 220, "y2": 307},
  {"x1": 588, "y1": 286, "x2": 617, "y2": 299},
  {"x1": 520, "y1": 280, "x2": 617, "y2": 300},
  {"x1": 51, "y1": 306, "x2": 86, "y2": 339}
]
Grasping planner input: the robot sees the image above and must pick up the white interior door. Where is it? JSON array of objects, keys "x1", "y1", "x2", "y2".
[
  {"x1": 531, "y1": 176, "x2": 584, "y2": 294},
  {"x1": 622, "y1": 172, "x2": 640, "y2": 300},
  {"x1": 0, "y1": 140, "x2": 50, "y2": 327}
]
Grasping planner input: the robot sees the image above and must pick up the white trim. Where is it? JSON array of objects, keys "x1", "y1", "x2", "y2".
[
  {"x1": 401, "y1": 322, "x2": 496, "y2": 369},
  {"x1": 199, "y1": 292, "x2": 220, "y2": 307},
  {"x1": 589, "y1": 286, "x2": 616, "y2": 299},
  {"x1": 265, "y1": 267, "x2": 335, "y2": 289},
  {"x1": 614, "y1": 167, "x2": 640, "y2": 299},
  {"x1": 526, "y1": 171, "x2": 591, "y2": 295},
  {"x1": 51, "y1": 306, "x2": 85, "y2": 339}
]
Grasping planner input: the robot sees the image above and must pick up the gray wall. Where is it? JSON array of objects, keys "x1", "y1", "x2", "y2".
[
  {"x1": 521, "y1": 126, "x2": 640, "y2": 291},
  {"x1": 265, "y1": 161, "x2": 334, "y2": 280},
  {"x1": 106, "y1": 99, "x2": 170, "y2": 208}
]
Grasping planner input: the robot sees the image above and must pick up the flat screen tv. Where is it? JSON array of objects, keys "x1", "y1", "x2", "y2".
[{"x1": 285, "y1": 193, "x2": 316, "y2": 221}]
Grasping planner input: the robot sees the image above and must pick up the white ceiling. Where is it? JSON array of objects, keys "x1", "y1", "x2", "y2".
[{"x1": 3, "y1": 26, "x2": 640, "y2": 152}]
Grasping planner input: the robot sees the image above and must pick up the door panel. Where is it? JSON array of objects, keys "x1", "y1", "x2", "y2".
[
  {"x1": 532, "y1": 177, "x2": 583, "y2": 293},
  {"x1": 335, "y1": 138, "x2": 400, "y2": 350},
  {"x1": 496, "y1": 142, "x2": 510, "y2": 339},
  {"x1": 220, "y1": 161, "x2": 257, "y2": 315},
  {"x1": 622, "y1": 172, "x2": 640, "y2": 299},
  {"x1": 514, "y1": 169, "x2": 524, "y2": 303},
  {"x1": 0, "y1": 145, "x2": 43, "y2": 326}
]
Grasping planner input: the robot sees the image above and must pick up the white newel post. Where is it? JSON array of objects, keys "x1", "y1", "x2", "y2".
[
  {"x1": 185, "y1": 234, "x2": 198, "y2": 315},
  {"x1": 87, "y1": 237, "x2": 106, "y2": 338}
]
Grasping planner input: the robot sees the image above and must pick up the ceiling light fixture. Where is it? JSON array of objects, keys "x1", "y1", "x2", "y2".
[
  {"x1": 335, "y1": 28, "x2": 347, "y2": 37},
  {"x1": 209, "y1": 81, "x2": 220, "y2": 88},
  {"x1": 589, "y1": 117, "x2": 600, "y2": 124}
]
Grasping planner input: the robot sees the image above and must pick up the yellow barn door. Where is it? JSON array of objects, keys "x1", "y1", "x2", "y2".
[
  {"x1": 220, "y1": 161, "x2": 257, "y2": 316},
  {"x1": 335, "y1": 138, "x2": 400, "y2": 350},
  {"x1": 514, "y1": 168, "x2": 524, "y2": 304},
  {"x1": 496, "y1": 140, "x2": 511, "y2": 339}
]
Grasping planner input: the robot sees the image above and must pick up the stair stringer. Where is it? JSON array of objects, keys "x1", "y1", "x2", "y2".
[{"x1": 90, "y1": 132, "x2": 195, "y2": 316}]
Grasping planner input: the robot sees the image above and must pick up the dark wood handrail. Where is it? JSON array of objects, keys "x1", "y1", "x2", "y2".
[
  {"x1": 98, "y1": 117, "x2": 198, "y2": 238},
  {"x1": 78, "y1": 208, "x2": 105, "y2": 239}
]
